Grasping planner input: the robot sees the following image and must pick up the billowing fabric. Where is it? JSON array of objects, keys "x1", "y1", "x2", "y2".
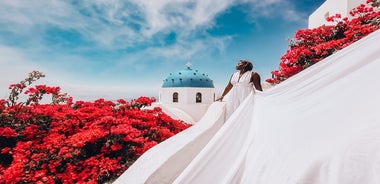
[
  {"x1": 226, "y1": 71, "x2": 254, "y2": 118},
  {"x1": 173, "y1": 30, "x2": 380, "y2": 184}
]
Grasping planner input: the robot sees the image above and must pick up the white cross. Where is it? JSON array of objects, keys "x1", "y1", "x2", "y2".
[{"x1": 186, "y1": 62, "x2": 192, "y2": 68}]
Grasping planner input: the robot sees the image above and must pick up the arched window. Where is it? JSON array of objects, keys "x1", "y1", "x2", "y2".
[
  {"x1": 173, "y1": 92, "x2": 178, "y2": 103},
  {"x1": 196, "y1": 92, "x2": 202, "y2": 103}
]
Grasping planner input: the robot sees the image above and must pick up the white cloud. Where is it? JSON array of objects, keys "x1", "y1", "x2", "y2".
[
  {"x1": 0, "y1": 0, "x2": 238, "y2": 48},
  {"x1": 238, "y1": 0, "x2": 307, "y2": 23},
  {"x1": 283, "y1": 9, "x2": 306, "y2": 22},
  {"x1": 0, "y1": 46, "x2": 39, "y2": 98},
  {"x1": 0, "y1": 0, "x2": 307, "y2": 100},
  {"x1": 0, "y1": 46, "x2": 38, "y2": 80},
  {"x1": 0, "y1": 1, "x2": 76, "y2": 31},
  {"x1": 0, "y1": 0, "x2": 303, "y2": 52},
  {"x1": 0, "y1": 45, "x2": 155, "y2": 101}
]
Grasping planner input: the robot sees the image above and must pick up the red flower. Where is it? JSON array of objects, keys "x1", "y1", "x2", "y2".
[
  {"x1": 110, "y1": 144, "x2": 123, "y2": 151},
  {"x1": 267, "y1": 2, "x2": 380, "y2": 84},
  {"x1": 1, "y1": 147, "x2": 11, "y2": 154},
  {"x1": 1, "y1": 73, "x2": 191, "y2": 183},
  {"x1": 0, "y1": 127, "x2": 17, "y2": 138}
]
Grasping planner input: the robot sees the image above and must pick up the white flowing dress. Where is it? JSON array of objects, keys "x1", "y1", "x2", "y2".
[
  {"x1": 225, "y1": 71, "x2": 254, "y2": 118},
  {"x1": 172, "y1": 30, "x2": 380, "y2": 184},
  {"x1": 115, "y1": 30, "x2": 380, "y2": 184}
]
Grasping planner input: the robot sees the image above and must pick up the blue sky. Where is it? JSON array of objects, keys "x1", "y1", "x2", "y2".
[{"x1": 0, "y1": 0, "x2": 324, "y2": 101}]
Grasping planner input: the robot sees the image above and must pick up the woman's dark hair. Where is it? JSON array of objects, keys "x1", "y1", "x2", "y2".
[{"x1": 239, "y1": 60, "x2": 253, "y2": 71}]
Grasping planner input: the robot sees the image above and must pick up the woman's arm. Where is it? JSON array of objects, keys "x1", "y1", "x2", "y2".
[
  {"x1": 216, "y1": 74, "x2": 233, "y2": 101},
  {"x1": 251, "y1": 72, "x2": 263, "y2": 91}
]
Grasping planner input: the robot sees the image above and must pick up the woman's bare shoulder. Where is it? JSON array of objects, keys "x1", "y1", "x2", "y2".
[{"x1": 251, "y1": 71, "x2": 260, "y2": 77}]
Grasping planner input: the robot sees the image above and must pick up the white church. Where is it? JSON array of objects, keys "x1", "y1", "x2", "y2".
[{"x1": 152, "y1": 63, "x2": 217, "y2": 124}]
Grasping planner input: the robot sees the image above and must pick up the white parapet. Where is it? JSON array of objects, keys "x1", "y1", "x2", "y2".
[{"x1": 308, "y1": 0, "x2": 364, "y2": 29}]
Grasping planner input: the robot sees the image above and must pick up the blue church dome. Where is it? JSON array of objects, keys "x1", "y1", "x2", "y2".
[{"x1": 162, "y1": 64, "x2": 214, "y2": 88}]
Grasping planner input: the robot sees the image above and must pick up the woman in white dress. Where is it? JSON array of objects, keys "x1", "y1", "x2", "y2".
[{"x1": 217, "y1": 60, "x2": 262, "y2": 118}]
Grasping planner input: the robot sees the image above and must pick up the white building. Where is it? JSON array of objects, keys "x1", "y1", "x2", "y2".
[
  {"x1": 308, "y1": 0, "x2": 364, "y2": 28},
  {"x1": 153, "y1": 63, "x2": 217, "y2": 124}
]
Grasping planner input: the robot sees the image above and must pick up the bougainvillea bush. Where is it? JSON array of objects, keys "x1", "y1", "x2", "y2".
[
  {"x1": 267, "y1": 0, "x2": 380, "y2": 84},
  {"x1": 0, "y1": 71, "x2": 191, "y2": 183}
]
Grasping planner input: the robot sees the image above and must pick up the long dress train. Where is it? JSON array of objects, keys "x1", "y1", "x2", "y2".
[{"x1": 174, "y1": 30, "x2": 380, "y2": 184}]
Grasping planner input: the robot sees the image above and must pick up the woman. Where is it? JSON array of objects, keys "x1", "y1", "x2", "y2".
[{"x1": 217, "y1": 60, "x2": 262, "y2": 118}]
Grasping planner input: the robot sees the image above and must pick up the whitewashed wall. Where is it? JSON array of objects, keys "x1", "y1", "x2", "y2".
[
  {"x1": 308, "y1": 0, "x2": 364, "y2": 28},
  {"x1": 159, "y1": 87, "x2": 216, "y2": 104},
  {"x1": 157, "y1": 87, "x2": 217, "y2": 123}
]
